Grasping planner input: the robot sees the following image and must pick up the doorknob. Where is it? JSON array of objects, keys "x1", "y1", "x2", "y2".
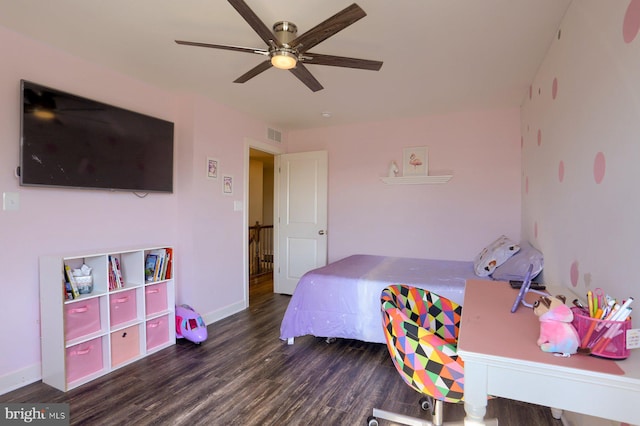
[{"x1": 318, "y1": 230, "x2": 326, "y2": 235}]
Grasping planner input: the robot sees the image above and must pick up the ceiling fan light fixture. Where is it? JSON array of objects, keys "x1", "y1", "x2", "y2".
[{"x1": 271, "y1": 51, "x2": 297, "y2": 70}]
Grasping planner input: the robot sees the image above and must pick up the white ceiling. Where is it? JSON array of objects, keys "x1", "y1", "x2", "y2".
[{"x1": 0, "y1": 0, "x2": 571, "y2": 130}]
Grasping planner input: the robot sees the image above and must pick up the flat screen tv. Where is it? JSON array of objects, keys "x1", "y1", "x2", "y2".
[{"x1": 19, "y1": 80, "x2": 174, "y2": 193}]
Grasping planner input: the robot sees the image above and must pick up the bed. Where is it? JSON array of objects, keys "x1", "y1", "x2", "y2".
[{"x1": 279, "y1": 254, "x2": 492, "y2": 344}]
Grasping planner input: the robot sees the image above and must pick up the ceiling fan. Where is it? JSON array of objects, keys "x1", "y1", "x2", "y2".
[{"x1": 175, "y1": 0, "x2": 383, "y2": 92}]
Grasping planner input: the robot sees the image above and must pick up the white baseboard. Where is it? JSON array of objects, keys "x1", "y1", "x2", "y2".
[
  {"x1": 0, "y1": 364, "x2": 41, "y2": 396},
  {"x1": 201, "y1": 300, "x2": 246, "y2": 326}
]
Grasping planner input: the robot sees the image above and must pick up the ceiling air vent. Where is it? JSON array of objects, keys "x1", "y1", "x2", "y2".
[{"x1": 267, "y1": 127, "x2": 282, "y2": 143}]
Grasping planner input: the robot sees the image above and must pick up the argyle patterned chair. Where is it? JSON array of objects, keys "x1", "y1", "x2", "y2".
[{"x1": 368, "y1": 284, "x2": 465, "y2": 426}]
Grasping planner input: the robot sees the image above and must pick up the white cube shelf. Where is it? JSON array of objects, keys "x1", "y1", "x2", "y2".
[{"x1": 39, "y1": 247, "x2": 176, "y2": 391}]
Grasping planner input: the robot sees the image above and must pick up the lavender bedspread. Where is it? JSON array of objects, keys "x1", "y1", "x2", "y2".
[{"x1": 280, "y1": 254, "x2": 490, "y2": 344}]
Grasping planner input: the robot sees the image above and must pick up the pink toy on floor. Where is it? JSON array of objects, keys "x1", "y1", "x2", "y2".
[{"x1": 175, "y1": 304, "x2": 208, "y2": 344}]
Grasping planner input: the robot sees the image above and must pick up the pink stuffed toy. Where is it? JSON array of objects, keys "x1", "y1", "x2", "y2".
[{"x1": 533, "y1": 295, "x2": 580, "y2": 355}]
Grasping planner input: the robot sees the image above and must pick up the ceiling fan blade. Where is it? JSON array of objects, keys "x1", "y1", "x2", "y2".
[
  {"x1": 289, "y1": 63, "x2": 324, "y2": 92},
  {"x1": 227, "y1": 0, "x2": 279, "y2": 47},
  {"x1": 302, "y1": 53, "x2": 383, "y2": 71},
  {"x1": 290, "y1": 3, "x2": 366, "y2": 52},
  {"x1": 175, "y1": 40, "x2": 268, "y2": 55},
  {"x1": 234, "y1": 60, "x2": 273, "y2": 83}
]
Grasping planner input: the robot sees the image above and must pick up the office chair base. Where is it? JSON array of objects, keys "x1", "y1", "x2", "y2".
[
  {"x1": 369, "y1": 408, "x2": 465, "y2": 426},
  {"x1": 369, "y1": 403, "x2": 498, "y2": 426}
]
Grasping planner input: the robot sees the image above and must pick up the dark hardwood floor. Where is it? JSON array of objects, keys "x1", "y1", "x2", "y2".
[{"x1": 1, "y1": 281, "x2": 561, "y2": 425}]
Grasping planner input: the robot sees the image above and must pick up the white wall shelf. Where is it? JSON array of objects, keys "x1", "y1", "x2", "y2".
[{"x1": 380, "y1": 175, "x2": 453, "y2": 184}]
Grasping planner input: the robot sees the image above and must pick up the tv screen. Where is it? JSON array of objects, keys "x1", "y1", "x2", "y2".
[{"x1": 19, "y1": 80, "x2": 174, "y2": 193}]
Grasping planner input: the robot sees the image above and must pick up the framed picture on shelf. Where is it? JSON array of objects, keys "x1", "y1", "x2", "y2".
[
  {"x1": 207, "y1": 157, "x2": 218, "y2": 179},
  {"x1": 223, "y1": 175, "x2": 233, "y2": 195},
  {"x1": 402, "y1": 146, "x2": 428, "y2": 176}
]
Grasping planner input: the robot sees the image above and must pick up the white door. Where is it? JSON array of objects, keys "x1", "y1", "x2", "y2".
[{"x1": 274, "y1": 151, "x2": 328, "y2": 294}]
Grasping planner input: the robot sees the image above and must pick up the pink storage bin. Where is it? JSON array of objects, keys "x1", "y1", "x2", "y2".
[
  {"x1": 146, "y1": 315, "x2": 170, "y2": 350},
  {"x1": 65, "y1": 298, "x2": 101, "y2": 341},
  {"x1": 111, "y1": 324, "x2": 140, "y2": 367},
  {"x1": 572, "y1": 309, "x2": 632, "y2": 359},
  {"x1": 145, "y1": 283, "x2": 168, "y2": 316},
  {"x1": 66, "y1": 337, "x2": 103, "y2": 383},
  {"x1": 110, "y1": 289, "x2": 137, "y2": 327}
]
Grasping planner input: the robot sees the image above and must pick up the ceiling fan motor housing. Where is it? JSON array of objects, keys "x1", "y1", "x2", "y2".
[
  {"x1": 270, "y1": 21, "x2": 299, "y2": 69},
  {"x1": 272, "y1": 21, "x2": 298, "y2": 46}
]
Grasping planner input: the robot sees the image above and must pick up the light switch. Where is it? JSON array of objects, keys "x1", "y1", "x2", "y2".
[
  {"x1": 3, "y1": 192, "x2": 19, "y2": 211},
  {"x1": 233, "y1": 200, "x2": 243, "y2": 211}
]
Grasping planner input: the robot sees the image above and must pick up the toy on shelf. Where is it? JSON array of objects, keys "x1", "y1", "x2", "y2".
[{"x1": 175, "y1": 304, "x2": 208, "y2": 344}]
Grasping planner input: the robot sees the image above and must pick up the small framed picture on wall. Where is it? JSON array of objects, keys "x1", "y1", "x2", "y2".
[
  {"x1": 223, "y1": 175, "x2": 233, "y2": 194},
  {"x1": 207, "y1": 157, "x2": 218, "y2": 179},
  {"x1": 402, "y1": 146, "x2": 428, "y2": 176}
]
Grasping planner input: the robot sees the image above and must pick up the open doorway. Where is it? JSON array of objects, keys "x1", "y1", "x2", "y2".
[{"x1": 248, "y1": 148, "x2": 275, "y2": 304}]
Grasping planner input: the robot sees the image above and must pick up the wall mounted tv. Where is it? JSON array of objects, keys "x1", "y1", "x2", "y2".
[{"x1": 19, "y1": 80, "x2": 174, "y2": 193}]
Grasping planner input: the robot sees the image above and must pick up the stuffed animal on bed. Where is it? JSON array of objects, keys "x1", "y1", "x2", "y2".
[{"x1": 533, "y1": 294, "x2": 580, "y2": 355}]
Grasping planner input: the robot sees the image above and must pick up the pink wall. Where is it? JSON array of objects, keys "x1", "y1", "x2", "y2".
[
  {"x1": 0, "y1": 25, "x2": 278, "y2": 393},
  {"x1": 288, "y1": 108, "x2": 522, "y2": 263},
  {"x1": 521, "y1": 2, "x2": 640, "y2": 318},
  {"x1": 520, "y1": 3, "x2": 640, "y2": 424},
  {"x1": 174, "y1": 94, "x2": 277, "y2": 314}
]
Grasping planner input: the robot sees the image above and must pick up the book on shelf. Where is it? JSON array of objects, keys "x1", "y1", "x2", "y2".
[
  {"x1": 145, "y1": 254, "x2": 158, "y2": 282},
  {"x1": 149, "y1": 248, "x2": 167, "y2": 281},
  {"x1": 108, "y1": 263, "x2": 116, "y2": 290},
  {"x1": 154, "y1": 255, "x2": 164, "y2": 282},
  {"x1": 114, "y1": 257, "x2": 124, "y2": 288},
  {"x1": 144, "y1": 248, "x2": 172, "y2": 282},
  {"x1": 108, "y1": 255, "x2": 124, "y2": 290},
  {"x1": 64, "y1": 280, "x2": 74, "y2": 300},
  {"x1": 108, "y1": 256, "x2": 121, "y2": 289},
  {"x1": 64, "y1": 265, "x2": 80, "y2": 299},
  {"x1": 164, "y1": 248, "x2": 173, "y2": 279}
]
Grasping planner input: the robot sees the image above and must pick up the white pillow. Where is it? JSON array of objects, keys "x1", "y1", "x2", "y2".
[
  {"x1": 491, "y1": 241, "x2": 543, "y2": 281},
  {"x1": 473, "y1": 235, "x2": 520, "y2": 277}
]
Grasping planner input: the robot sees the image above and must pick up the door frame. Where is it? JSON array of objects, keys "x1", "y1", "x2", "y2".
[{"x1": 243, "y1": 138, "x2": 284, "y2": 306}]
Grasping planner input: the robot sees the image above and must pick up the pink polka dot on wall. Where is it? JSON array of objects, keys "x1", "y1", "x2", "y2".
[
  {"x1": 623, "y1": 0, "x2": 640, "y2": 43},
  {"x1": 537, "y1": 129, "x2": 542, "y2": 146},
  {"x1": 526, "y1": 176, "x2": 529, "y2": 194},
  {"x1": 594, "y1": 152, "x2": 606, "y2": 184},
  {"x1": 529, "y1": 85, "x2": 532, "y2": 99},
  {"x1": 552, "y1": 78, "x2": 558, "y2": 99},
  {"x1": 570, "y1": 261, "x2": 579, "y2": 287},
  {"x1": 534, "y1": 221, "x2": 538, "y2": 239},
  {"x1": 558, "y1": 160, "x2": 565, "y2": 182}
]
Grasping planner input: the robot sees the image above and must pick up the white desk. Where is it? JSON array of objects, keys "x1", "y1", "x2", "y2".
[{"x1": 457, "y1": 280, "x2": 640, "y2": 425}]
